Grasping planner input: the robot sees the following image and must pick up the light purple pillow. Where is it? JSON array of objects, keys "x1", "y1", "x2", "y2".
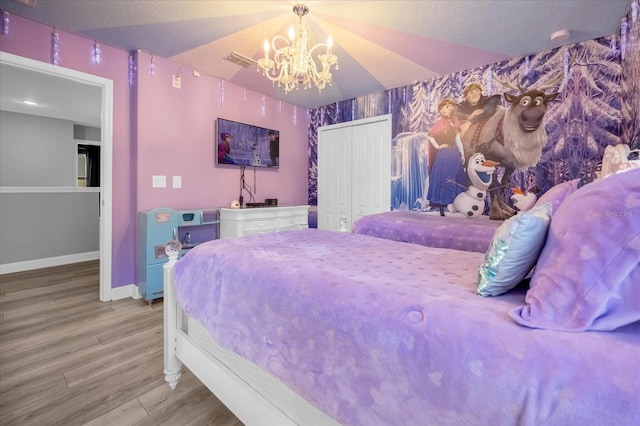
[
  {"x1": 511, "y1": 169, "x2": 640, "y2": 331},
  {"x1": 534, "y1": 179, "x2": 579, "y2": 214}
]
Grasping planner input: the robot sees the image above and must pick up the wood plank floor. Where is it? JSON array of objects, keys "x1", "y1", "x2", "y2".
[{"x1": 0, "y1": 260, "x2": 243, "y2": 426}]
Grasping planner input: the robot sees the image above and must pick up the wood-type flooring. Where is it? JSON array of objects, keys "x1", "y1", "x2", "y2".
[{"x1": 0, "y1": 260, "x2": 243, "y2": 425}]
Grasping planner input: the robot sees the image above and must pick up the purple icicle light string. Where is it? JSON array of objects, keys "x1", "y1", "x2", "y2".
[
  {"x1": 2, "y1": 11, "x2": 9, "y2": 36},
  {"x1": 92, "y1": 41, "x2": 101, "y2": 64},
  {"x1": 128, "y1": 54, "x2": 136, "y2": 89},
  {"x1": 51, "y1": 30, "x2": 60, "y2": 65}
]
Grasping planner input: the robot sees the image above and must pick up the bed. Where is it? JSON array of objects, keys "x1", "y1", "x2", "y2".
[
  {"x1": 352, "y1": 211, "x2": 502, "y2": 252},
  {"x1": 163, "y1": 168, "x2": 640, "y2": 425}
]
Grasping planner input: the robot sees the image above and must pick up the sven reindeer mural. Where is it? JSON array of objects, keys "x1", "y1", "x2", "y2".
[{"x1": 460, "y1": 73, "x2": 564, "y2": 220}]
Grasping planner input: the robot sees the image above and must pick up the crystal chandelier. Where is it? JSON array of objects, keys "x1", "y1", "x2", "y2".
[{"x1": 257, "y1": 4, "x2": 338, "y2": 93}]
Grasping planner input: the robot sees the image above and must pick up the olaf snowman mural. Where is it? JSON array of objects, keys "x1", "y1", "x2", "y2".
[{"x1": 448, "y1": 153, "x2": 499, "y2": 218}]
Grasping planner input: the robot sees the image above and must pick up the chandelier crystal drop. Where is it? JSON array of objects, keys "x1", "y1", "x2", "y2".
[{"x1": 257, "y1": 4, "x2": 338, "y2": 93}]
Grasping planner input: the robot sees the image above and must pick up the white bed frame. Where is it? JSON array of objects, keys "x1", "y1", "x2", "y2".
[{"x1": 162, "y1": 253, "x2": 340, "y2": 426}]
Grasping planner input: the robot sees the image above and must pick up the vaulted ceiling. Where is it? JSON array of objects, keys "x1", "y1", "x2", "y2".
[{"x1": 0, "y1": 0, "x2": 631, "y2": 109}]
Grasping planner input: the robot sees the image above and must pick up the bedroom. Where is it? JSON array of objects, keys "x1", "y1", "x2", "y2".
[{"x1": 1, "y1": 0, "x2": 638, "y2": 424}]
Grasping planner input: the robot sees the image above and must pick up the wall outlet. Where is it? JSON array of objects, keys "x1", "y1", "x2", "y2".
[
  {"x1": 152, "y1": 175, "x2": 166, "y2": 188},
  {"x1": 172, "y1": 75, "x2": 181, "y2": 89},
  {"x1": 172, "y1": 176, "x2": 182, "y2": 188}
]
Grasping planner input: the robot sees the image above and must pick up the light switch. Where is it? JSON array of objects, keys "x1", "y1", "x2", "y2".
[
  {"x1": 152, "y1": 175, "x2": 166, "y2": 188},
  {"x1": 172, "y1": 176, "x2": 182, "y2": 189}
]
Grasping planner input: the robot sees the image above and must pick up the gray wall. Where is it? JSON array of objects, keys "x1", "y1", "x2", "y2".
[
  {"x1": 0, "y1": 111, "x2": 76, "y2": 186},
  {"x1": 0, "y1": 192, "x2": 99, "y2": 263},
  {"x1": 0, "y1": 111, "x2": 100, "y2": 266},
  {"x1": 74, "y1": 124, "x2": 101, "y2": 142}
]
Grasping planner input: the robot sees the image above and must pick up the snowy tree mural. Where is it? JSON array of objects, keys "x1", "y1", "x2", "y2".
[
  {"x1": 309, "y1": 12, "x2": 637, "y2": 212},
  {"x1": 408, "y1": 82, "x2": 432, "y2": 131},
  {"x1": 622, "y1": 2, "x2": 640, "y2": 150},
  {"x1": 538, "y1": 41, "x2": 622, "y2": 191}
]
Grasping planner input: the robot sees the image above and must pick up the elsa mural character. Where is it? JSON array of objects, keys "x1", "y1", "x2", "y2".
[{"x1": 426, "y1": 99, "x2": 467, "y2": 216}]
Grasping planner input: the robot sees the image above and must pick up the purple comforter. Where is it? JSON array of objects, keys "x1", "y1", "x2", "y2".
[
  {"x1": 352, "y1": 211, "x2": 501, "y2": 252},
  {"x1": 174, "y1": 229, "x2": 640, "y2": 426}
]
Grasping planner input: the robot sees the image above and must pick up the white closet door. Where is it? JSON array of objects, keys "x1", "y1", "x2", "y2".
[
  {"x1": 351, "y1": 119, "x2": 391, "y2": 224},
  {"x1": 318, "y1": 125, "x2": 352, "y2": 231},
  {"x1": 318, "y1": 115, "x2": 391, "y2": 232}
]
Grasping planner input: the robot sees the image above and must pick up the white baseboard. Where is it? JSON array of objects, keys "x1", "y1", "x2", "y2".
[
  {"x1": 0, "y1": 251, "x2": 100, "y2": 275},
  {"x1": 1, "y1": 252, "x2": 143, "y2": 303},
  {"x1": 110, "y1": 283, "x2": 142, "y2": 301}
]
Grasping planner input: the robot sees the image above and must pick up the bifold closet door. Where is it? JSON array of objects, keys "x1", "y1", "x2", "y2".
[
  {"x1": 318, "y1": 115, "x2": 391, "y2": 232},
  {"x1": 351, "y1": 119, "x2": 391, "y2": 225},
  {"x1": 318, "y1": 125, "x2": 352, "y2": 231}
]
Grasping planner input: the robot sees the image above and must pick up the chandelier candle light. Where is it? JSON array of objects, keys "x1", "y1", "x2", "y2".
[{"x1": 258, "y1": 3, "x2": 338, "y2": 93}]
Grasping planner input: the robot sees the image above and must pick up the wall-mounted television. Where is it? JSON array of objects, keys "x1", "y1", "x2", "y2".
[{"x1": 216, "y1": 118, "x2": 279, "y2": 168}]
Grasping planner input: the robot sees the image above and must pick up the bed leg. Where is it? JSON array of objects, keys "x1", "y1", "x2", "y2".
[{"x1": 163, "y1": 250, "x2": 183, "y2": 390}]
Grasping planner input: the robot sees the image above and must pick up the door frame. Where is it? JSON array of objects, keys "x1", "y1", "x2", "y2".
[{"x1": 0, "y1": 52, "x2": 113, "y2": 301}]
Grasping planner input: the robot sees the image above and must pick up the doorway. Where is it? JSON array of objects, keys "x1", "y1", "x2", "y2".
[{"x1": 0, "y1": 52, "x2": 113, "y2": 301}]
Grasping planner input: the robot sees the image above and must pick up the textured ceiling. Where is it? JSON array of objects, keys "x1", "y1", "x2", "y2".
[
  {"x1": 0, "y1": 61, "x2": 102, "y2": 126},
  {"x1": 0, "y1": 0, "x2": 631, "y2": 109}
]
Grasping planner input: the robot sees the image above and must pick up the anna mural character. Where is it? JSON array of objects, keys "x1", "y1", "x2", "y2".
[{"x1": 427, "y1": 98, "x2": 467, "y2": 216}]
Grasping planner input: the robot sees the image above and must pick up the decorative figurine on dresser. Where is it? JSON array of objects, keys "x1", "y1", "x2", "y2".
[{"x1": 137, "y1": 207, "x2": 219, "y2": 303}]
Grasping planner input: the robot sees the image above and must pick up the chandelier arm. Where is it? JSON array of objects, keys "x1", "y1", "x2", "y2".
[
  {"x1": 270, "y1": 35, "x2": 290, "y2": 51},
  {"x1": 308, "y1": 56, "x2": 322, "y2": 80},
  {"x1": 307, "y1": 43, "x2": 331, "y2": 76},
  {"x1": 307, "y1": 43, "x2": 328, "y2": 56},
  {"x1": 262, "y1": 62, "x2": 288, "y2": 83}
]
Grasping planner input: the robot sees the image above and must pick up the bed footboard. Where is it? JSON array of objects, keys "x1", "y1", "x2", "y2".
[{"x1": 163, "y1": 249, "x2": 336, "y2": 425}]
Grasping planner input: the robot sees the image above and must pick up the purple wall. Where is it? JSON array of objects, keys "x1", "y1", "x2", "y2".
[
  {"x1": 1, "y1": 14, "x2": 134, "y2": 289},
  {"x1": 1, "y1": 14, "x2": 310, "y2": 289},
  {"x1": 134, "y1": 50, "x2": 309, "y2": 212}
]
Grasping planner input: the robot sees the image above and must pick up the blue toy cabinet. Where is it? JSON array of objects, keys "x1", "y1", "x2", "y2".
[{"x1": 137, "y1": 207, "x2": 219, "y2": 303}]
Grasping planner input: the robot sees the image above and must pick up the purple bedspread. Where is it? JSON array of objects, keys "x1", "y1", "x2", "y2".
[
  {"x1": 352, "y1": 211, "x2": 501, "y2": 252},
  {"x1": 174, "y1": 229, "x2": 640, "y2": 426}
]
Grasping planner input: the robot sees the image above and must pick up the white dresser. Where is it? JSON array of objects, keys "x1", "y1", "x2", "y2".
[{"x1": 219, "y1": 205, "x2": 310, "y2": 238}]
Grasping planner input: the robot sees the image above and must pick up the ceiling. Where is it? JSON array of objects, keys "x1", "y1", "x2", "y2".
[
  {"x1": 0, "y1": 0, "x2": 631, "y2": 113},
  {"x1": 0, "y1": 61, "x2": 102, "y2": 126}
]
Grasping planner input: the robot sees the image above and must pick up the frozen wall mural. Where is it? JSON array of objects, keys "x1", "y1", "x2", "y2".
[
  {"x1": 622, "y1": 3, "x2": 640, "y2": 148},
  {"x1": 308, "y1": 7, "x2": 639, "y2": 215}
]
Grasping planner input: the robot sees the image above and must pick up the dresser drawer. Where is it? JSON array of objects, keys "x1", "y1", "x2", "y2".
[
  {"x1": 277, "y1": 215, "x2": 308, "y2": 229},
  {"x1": 243, "y1": 218, "x2": 278, "y2": 233}
]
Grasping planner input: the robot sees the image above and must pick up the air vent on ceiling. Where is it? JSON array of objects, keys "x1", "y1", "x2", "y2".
[
  {"x1": 224, "y1": 52, "x2": 257, "y2": 68},
  {"x1": 11, "y1": 0, "x2": 37, "y2": 7}
]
